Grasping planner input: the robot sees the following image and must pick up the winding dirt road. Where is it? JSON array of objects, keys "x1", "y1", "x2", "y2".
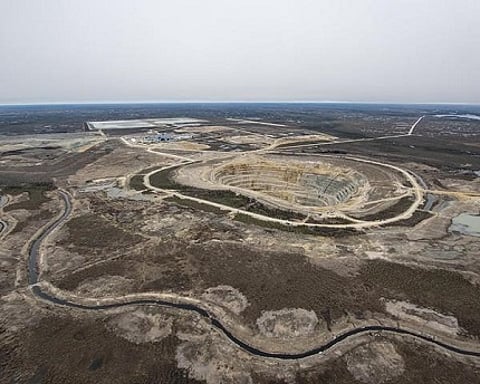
[{"x1": 0, "y1": 195, "x2": 9, "y2": 238}]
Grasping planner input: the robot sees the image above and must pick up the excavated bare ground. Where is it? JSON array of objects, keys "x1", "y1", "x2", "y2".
[{"x1": 68, "y1": 143, "x2": 166, "y2": 184}]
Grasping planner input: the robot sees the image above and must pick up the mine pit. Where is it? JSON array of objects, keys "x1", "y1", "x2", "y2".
[{"x1": 211, "y1": 157, "x2": 366, "y2": 208}]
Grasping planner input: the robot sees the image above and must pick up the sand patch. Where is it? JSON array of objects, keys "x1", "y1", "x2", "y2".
[
  {"x1": 108, "y1": 309, "x2": 173, "y2": 344},
  {"x1": 345, "y1": 341, "x2": 405, "y2": 384},
  {"x1": 385, "y1": 299, "x2": 459, "y2": 336},
  {"x1": 256, "y1": 308, "x2": 319, "y2": 338},
  {"x1": 201, "y1": 285, "x2": 249, "y2": 314},
  {"x1": 176, "y1": 334, "x2": 253, "y2": 384},
  {"x1": 155, "y1": 141, "x2": 210, "y2": 151}
]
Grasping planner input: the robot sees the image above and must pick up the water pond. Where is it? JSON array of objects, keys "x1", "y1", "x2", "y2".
[{"x1": 449, "y1": 213, "x2": 480, "y2": 237}]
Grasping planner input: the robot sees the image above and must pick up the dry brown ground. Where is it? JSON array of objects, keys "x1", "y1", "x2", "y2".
[
  {"x1": 2, "y1": 311, "x2": 480, "y2": 384},
  {"x1": 53, "y1": 216, "x2": 480, "y2": 338},
  {"x1": 0, "y1": 314, "x2": 202, "y2": 384}
]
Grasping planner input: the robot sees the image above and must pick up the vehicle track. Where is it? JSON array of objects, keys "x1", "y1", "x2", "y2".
[
  {"x1": 0, "y1": 195, "x2": 9, "y2": 238},
  {"x1": 29, "y1": 190, "x2": 480, "y2": 360}
]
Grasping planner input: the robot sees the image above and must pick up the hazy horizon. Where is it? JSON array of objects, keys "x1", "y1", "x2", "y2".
[
  {"x1": 2, "y1": 101, "x2": 480, "y2": 108},
  {"x1": 1, "y1": 0, "x2": 480, "y2": 105}
]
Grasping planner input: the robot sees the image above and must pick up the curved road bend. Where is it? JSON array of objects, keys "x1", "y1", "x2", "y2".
[
  {"x1": 29, "y1": 190, "x2": 480, "y2": 360},
  {"x1": 28, "y1": 190, "x2": 72, "y2": 285},
  {"x1": 0, "y1": 195, "x2": 9, "y2": 236}
]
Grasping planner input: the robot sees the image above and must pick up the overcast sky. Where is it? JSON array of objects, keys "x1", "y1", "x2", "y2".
[{"x1": 1, "y1": 0, "x2": 479, "y2": 104}]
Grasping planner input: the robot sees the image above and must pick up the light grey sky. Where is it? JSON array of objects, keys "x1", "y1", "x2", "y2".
[{"x1": 1, "y1": 0, "x2": 479, "y2": 104}]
